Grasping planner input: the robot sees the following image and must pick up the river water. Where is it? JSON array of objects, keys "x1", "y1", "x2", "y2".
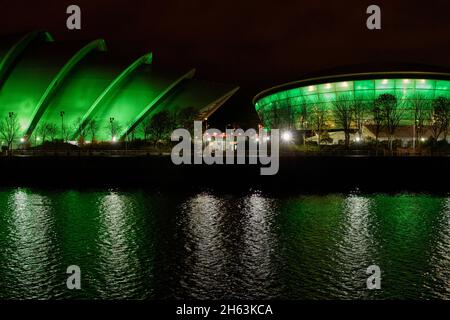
[{"x1": 0, "y1": 187, "x2": 449, "y2": 299}]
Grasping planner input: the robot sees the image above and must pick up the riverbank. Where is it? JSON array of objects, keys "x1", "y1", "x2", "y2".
[{"x1": 0, "y1": 154, "x2": 448, "y2": 192}]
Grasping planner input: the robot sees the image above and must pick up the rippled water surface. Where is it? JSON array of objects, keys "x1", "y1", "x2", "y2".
[{"x1": 0, "y1": 188, "x2": 449, "y2": 299}]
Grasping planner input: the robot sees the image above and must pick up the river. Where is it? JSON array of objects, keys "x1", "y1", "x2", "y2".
[{"x1": 0, "y1": 188, "x2": 449, "y2": 299}]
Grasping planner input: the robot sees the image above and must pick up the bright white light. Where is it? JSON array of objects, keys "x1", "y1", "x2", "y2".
[
  {"x1": 264, "y1": 136, "x2": 270, "y2": 141},
  {"x1": 20, "y1": 138, "x2": 25, "y2": 143},
  {"x1": 36, "y1": 137, "x2": 40, "y2": 141},
  {"x1": 308, "y1": 85, "x2": 315, "y2": 92},
  {"x1": 207, "y1": 137, "x2": 211, "y2": 142},
  {"x1": 355, "y1": 136, "x2": 361, "y2": 143},
  {"x1": 281, "y1": 131, "x2": 292, "y2": 142},
  {"x1": 325, "y1": 83, "x2": 331, "y2": 89},
  {"x1": 342, "y1": 82, "x2": 348, "y2": 87},
  {"x1": 112, "y1": 136, "x2": 117, "y2": 142},
  {"x1": 420, "y1": 79, "x2": 426, "y2": 84},
  {"x1": 382, "y1": 79, "x2": 388, "y2": 84},
  {"x1": 403, "y1": 79, "x2": 410, "y2": 84},
  {"x1": 420, "y1": 137, "x2": 426, "y2": 142}
]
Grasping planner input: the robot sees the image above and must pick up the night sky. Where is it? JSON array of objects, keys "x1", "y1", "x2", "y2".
[{"x1": 2, "y1": 0, "x2": 450, "y2": 127}]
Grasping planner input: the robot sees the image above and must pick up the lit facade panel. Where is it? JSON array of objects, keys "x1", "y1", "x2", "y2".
[
  {"x1": 150, "y1": 79, "x2": 239, "y2": 120},
  {"x1": 36, "y1": 52, "x2": 132, "y2": 138},
  {"x1": 255, "y1": 77, "x2": 450, "y2": 129},
  {"x1": 87, "y1": 67, "x2": 180, "y2": 140},
  {"x1": 0, "y1": 42, "x2": 86, "y2": 132}
]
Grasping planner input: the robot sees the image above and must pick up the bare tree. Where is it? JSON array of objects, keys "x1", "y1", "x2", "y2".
[
  {"x1": 376, "y1": 93, "x2": 403, "y2": 152},
  {"x1": 309, "y1": 105, "x2": 328, "y2": 148},
  {"x1": 108, "y1": 117, "x2": 122, "y2": 141},
  {"x1": 430, "y1": 96, "x2": 450, "y2": 142},
  {"x1": 299, "y1": 102, "x2": 308, "y2": 145},
  {"x1": 352, "y1": 100, "x2": 366, "y2": 141},
  {"x1": 410, "y1": 93, "x2": 430, "y2": 149},
  {"x1": 332, "y1": 95, "x2": 353, "y2": 147},
  {"x1": 0, "y1": 112, "x2": 20, "y2": 150},
  {"x1": 87, "y1": 119, "x2": 98, "y2": 143},
  {"x1": 147, "y1": 111, "x2": 174, "y2": 147},
  {"x1": 140, "y1": 117, "x2": 151, "y2": 142},
  {"x1": 72, "y1": 117, "x2": 88, "y2": 145},
  {"x1": 47, "y1": 123, "x2": 58, "y2": 142},
  {"x1": 31, "y1": 130, "x2": 40, "y2": 147},
  {"x1": 75, "y1": 117, "x2": 88, "y2": 140},
  {"x1": 370, "y1": 101, "x2": 383, "y2": 149},
  {"x1": 126, "y1": 121, "x2": 136, "y2": 142},
  {"x1": 176, "y1": 106, "x2": 197, "y2": 134},
  {"x1": 36, "y1": 122, "x2": 51, "y2": 143}
]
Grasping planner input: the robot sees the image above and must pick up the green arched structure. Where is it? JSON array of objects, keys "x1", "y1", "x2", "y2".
[
  {"x1": 0, "y1": 31, "x2": 238, "y2": 144},
  {"x1": 119, "y1": 68, "x2": 196, "y2": 139},
  {"x1": 0, "y1": 31, "x2": 54, "y2": 89},
  {"x1": 25, "y1": 39, "x2": 107, "y2": 137},
  {"x1": 71, "y1": 52, "x2": 153, "y2": 139}
]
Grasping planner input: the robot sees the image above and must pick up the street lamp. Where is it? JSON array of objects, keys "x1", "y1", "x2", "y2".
[
  {"x1": 281, "y1": 131, "x2": 292, "y2": 142},
  {"x1": 60, "y1": 111, "x2": 65, "y2": 142},
  {"x1": 110, "y1": 117, "x2": 115, "y2": 142}
]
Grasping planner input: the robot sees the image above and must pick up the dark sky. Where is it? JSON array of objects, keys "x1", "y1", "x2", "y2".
[{"x1": 2, "y1": 0, "x2": 450, "y2": 127}]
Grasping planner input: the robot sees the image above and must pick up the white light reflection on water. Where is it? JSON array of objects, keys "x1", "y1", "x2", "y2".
[
  {"x1": 95, "y1": 191, "x2": 142, "y2": 299},
  {"x1": 428, "y1": 197, "x2": 450, "y2": 298},
  {"x1": 333, "y1": 194, "x2": 376, "y2": 298},
  {"x1": 2, "y1": 188, "x2": 61, "y2": 299},
  {"x1": 240, "y1": 192, "x2": 280, "y2": 299},
  {"x1": 178, "y1": 192, "x2": 228, "y2": 299}
]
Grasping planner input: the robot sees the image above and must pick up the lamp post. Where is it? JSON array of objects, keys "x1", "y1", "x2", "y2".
[
  {"x1": 60, "y1": 111, "x2": 65, "y2": 142},
  {"x1": 124, "y1": 128, "x2": 128, "y2": 154},
  {"x1": 8, "y1": 112, "x2": 14, "y2": 153},
  {"x1": 110, "y1": 117, "x2": 115, "y2": 142}
]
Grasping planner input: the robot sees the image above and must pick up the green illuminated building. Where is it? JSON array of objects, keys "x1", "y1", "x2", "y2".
[
  {"x1": 254, "y1": 67, "x2": 450, "y2": 143},
  {"x1": 0, "y1": 31, "x2": 238, "y2": 143}
]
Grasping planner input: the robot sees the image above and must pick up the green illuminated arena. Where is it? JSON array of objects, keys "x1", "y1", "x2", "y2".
[
  {"x1": 0, "y1": 31, "x2": 238, "y2": 143},
  {"x1": 254, "y1": 71, "x2": 450, "y2": 130}
]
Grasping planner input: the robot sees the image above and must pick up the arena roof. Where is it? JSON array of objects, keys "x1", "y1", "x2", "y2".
[
  {"x1": 253, "y1": 63, "x2": 450, "y2": 104},
  {"x1": 253, "y1": 64, "x2": 450, "y2": 129}
]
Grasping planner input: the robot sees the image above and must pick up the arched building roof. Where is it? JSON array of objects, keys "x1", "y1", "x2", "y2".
[{"x1": 0, "y1": 31, "x2": 238, "y2": 142}]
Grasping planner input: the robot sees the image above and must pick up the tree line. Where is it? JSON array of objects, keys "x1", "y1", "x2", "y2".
[
  {"x1": 0, "y1": 106, "x2": 198, "y2": 150},
  {"x1": 260, "y1": 93, "x2": 450, "y2": 150}
]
